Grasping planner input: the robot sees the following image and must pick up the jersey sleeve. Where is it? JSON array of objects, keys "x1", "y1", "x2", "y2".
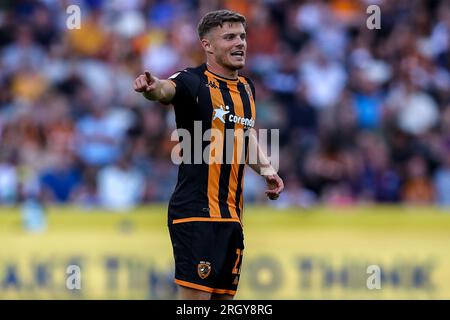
[{"x1": 167, "y1": 69, "x2": 200, "y2": 105}]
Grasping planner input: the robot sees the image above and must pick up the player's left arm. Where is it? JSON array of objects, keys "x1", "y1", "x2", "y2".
[{"x1": 247, "y1": 129, "x2": 284, "y2": 200}]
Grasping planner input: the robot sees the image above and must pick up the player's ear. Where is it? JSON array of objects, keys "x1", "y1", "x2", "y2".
[{"x1": 201, "y1": 38, "x2": 214, "y2": 54}]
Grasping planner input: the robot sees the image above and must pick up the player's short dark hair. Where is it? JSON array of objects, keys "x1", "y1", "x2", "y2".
[{"x1": 197, "y1": 10, "x2": 246, "y2": 39}]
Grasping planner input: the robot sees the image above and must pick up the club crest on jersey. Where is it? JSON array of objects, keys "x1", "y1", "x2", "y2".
[
  {"x1": 244, "y1": 83, "x2": 252, "y2": 97},
  {"x1": 197, "y1": 261, "x2": 211, "y2": 279}
]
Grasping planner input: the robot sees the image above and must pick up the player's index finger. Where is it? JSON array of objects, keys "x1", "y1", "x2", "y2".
[{"x1": 145, "y1": 71, "x2": 152, "y2": 81}]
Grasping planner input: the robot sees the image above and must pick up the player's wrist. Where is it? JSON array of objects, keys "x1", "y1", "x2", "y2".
[
  {"x1": 259, "y1": 164, "x2": 276, "y2": 177},
  {"x1": 142, "y1": 79, "x2": 161, "y2": 101}
]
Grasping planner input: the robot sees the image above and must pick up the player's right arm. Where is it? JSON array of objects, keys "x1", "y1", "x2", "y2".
[{"x1": 133, "y1": 71, "x2": 175, "y2": 104}]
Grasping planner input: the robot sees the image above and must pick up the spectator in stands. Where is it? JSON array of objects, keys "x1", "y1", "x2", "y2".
[{"x1": 0, "y1": 0, "x2": 449, "y2": 209}]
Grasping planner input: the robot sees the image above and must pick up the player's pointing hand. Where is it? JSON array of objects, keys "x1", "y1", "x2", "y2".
[
  {"x1": 133, "y1": 71, "x2": 157, "y2": 93},
  {"x1": 133, "y1": 70, "x2": 175, "y2": 103}
]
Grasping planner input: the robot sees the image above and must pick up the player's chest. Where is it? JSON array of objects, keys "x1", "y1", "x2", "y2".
[{"x1": 196, "y1": 82, "x2": 255, "y2": 128}]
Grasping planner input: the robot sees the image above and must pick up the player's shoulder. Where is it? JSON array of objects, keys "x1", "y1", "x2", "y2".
[
  {"x1": 186, "y1": 64, "x2": 207, "y2": 76},
  {"x1": 168, "y1": 64, "x2": 205, "y2": 82},
  {"x1": 168, "y1": 65, "x2": 206, "y2": 101}
]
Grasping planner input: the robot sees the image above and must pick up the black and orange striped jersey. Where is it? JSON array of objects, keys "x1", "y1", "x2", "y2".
[{"x1": 167, "y1": 63, "x2": 256, "y2": 225}]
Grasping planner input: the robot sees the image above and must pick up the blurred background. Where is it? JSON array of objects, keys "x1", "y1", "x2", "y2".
[{"x1": 0, "y1": 0, "x2": 450, "y2": 299}]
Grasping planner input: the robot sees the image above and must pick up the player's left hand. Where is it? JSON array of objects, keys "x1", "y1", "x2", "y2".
[{"x1": 264, "y1": 174, "x2": 284, "y2": 200}]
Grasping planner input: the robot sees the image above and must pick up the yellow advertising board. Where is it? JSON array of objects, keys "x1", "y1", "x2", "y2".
[{"x1": 0, "y1": 206, "x2": 449, "y2": 299}]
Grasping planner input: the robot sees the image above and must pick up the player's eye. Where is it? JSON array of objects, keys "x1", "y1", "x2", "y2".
[{"x1": 240, "y1": 34, "x2": 246, "y2": 40}]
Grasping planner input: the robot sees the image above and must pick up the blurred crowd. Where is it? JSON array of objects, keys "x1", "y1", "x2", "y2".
[{"x1": 0, "y1": 0, "x2": 449, "y2": 210}]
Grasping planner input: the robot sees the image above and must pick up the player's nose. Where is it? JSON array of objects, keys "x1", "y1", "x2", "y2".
[
  {"x1": 234, "y1": 42, "x2": 245, "y2": 51},
  {"x1": 234, "y1": 37, "x2": 245, "y2": 48}
]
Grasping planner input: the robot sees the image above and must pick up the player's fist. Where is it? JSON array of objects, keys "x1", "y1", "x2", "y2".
[
  {"x1": 264, "y1": 174, "x2": 284, "y2": 200},
  {"x1": 133, "y1": 71, "x2": 157, "y2": 93}
]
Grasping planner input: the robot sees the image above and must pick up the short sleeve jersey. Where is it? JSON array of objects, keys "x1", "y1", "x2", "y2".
[{"x1": 167, "y1": 63, "x2": 256, "y2": 224}]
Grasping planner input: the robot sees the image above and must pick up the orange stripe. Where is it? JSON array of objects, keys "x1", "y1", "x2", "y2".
[
  {"x1": 205, "y1": 73, "x2": 224, "y2": 218},
  {"x1": 175, "y1": 279, "x2": 237, "y2": 296},
  {"x1": 239, "y1": 170, "x2": 245, "y2": 216},
  {"x1": 172, "y1": 217, "x2": 241, "y2": 225},
  {"x1": 226, "y1": 82, "x2": 246, "y2": 220},
  {"x1": 237, "y1": 77, "x2": 254, "y2": 220},
  {"x1": 212, "y1": 287, "x2": 237, "y2": 295},
  {"x1": 238, "y1": 76, "x2": 256, "y2": 120},
  {"x1": 175, "y1": 279, "x2": 213, "y2": 293}
]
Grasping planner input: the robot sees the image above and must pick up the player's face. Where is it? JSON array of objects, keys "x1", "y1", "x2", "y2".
[{"x1": 208, "y1": 22, "x2": 247, "y2": 71}]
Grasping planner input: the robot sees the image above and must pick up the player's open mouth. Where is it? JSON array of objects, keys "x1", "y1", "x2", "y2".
[{"x1": 231, "y1": 51, "x2": 244, "y2": 57}]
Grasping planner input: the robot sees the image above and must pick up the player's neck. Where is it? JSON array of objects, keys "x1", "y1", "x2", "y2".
[{"x1": 206, "y1": 61, "x2": 238, "y2": 80}]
